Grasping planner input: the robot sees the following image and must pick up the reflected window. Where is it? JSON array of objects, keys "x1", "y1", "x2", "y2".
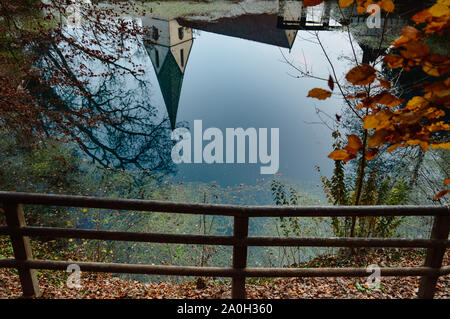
[
  {"x1": 178, "y1": 27, "x2": 184, "y2": 40},
  {"x1": 155, "y1": 49, "x2": 159, "y2": 68},
  {"x1": 180, "y1": 49, "x2": 184, "y2": 67},
  {"x1": 152, "y1": 26, "x2": 159, "y2": 40}
]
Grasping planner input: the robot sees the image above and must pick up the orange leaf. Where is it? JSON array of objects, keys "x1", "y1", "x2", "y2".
[
  {"x1": 370, "y1": 91, "x2": 403, "y2": 108},
  {"x1": 343, "y1": 134, "x2": 363, "y2": 154},
  {"x1": 400, "y1": 26, "x2": 421, "y2": 40},
  {"x1": 384, "y1": 54, "x2": 404, "y2": 69},
  {"x1": 434, "y1": 190, "x2": 450, "y2": 200},
  {"x1": 380, "y1": 0, "x2": 395, "y2": 12},
  {"x1": 368, "y1": 129, "x2": 390, "y2": 147},
  {"x1": 328, "y1": 149, "x2": 349, "y2": 161},
  {"x1": 377, "y1": 78, "x2": 391, "y2": 89},
  {"x1": 339, "y1": 0, "x2": 354, "y2": 8},
  {"x1": 303, "y1": 0, "x2": 324, "y2": 7},
  {"x1": 401, "y1": 42, "x2": 430, "y2": 59},
  {"x1": 411, "y1": 9, "x2": 432, "y2": 24},
  {"x1": 365, "y1": 148, "x2": 379, "y2": 161},
  {"x1": 444, "y1": 178, "x2": 450, "y2": 186},
  {"x1": 307, "y1": 88, "x2": 332, "y2": 100},
  {"x1": 345, "y1": 64, "x2": 377, "y2": 85}
]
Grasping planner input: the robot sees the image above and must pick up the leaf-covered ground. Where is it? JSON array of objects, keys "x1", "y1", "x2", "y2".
[{"x1": 1, "y1": 241, "x2": 448, "y2": 299}]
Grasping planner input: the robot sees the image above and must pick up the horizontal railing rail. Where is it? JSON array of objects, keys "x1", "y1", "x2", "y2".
[{"x1": 0, "y1": 191, "x2": 448, "y2": 299}]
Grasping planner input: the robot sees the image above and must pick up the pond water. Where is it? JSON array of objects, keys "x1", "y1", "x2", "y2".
[
  {"x1": 31, "y1": 0, "x2": 426, "y2": 202},
  {"x1": 53, "y1": 0, "x2": 407, "y2": 197},
  {"x1": 154, "y1": 20, "x2": 351, "y2": 187}
]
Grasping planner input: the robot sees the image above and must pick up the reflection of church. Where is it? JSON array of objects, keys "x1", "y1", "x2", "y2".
[
  {"x1": 142, "y1": 11, "x2": 302, "y2": 130},
  {"x1": 142, "y1": 18, "x2": 193, "y2": 130}
]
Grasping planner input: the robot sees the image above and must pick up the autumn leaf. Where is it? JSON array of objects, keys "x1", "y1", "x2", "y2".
[
  {"x1": 303, "y1": 0, "x2": 324, "y2": 7},
  {"x1": 406, "y1": 139, "x2": 429, "y2": 152},
  {"x1": 431, "y1": 142, "x2": 450, "y2": 149},
  {"x1": 377, "y1": 78, "x2": 391, "y2": 89},
  {"x1": 339, "y1": 0, "x2": 354, "y2": 8},
  {"x1": 434, "y1": 190, "x2": 450, "y2": 200},
  {"x1": 406, "y1": 96, "x2": 429, "y2": 111},
  {"x1": 343, "y1": 134, "x2": 363, "y2": 154},
  {"x1": 363, "y1": 110, "x2": 393, "y2": 130},
  {"x1": 429, "y1": 3, "x2": 450, "y2": 17},
  {"x1": 402, "y1": 42, "x2": 430, "y2": 61},
  {"x1": 365, "y1": 148, "x2": 379, "y2": 160},
  {"x1": 444, "y1": 178, "x2": 450, "y2": 186},
  {"x1": 307, "y1": 88, "x2": 332, "y2": 100},
  {"x1": 363, "y1": 91, "x2": 403, "y2": 108},
  {"x1": 400, "y1": 26, "x2": 422, "y2": 40},
  {"x1": 384, "y1": 54, "x2": 404, "y2": 69},
  {"x1": 345, "y1": 64, "x2": 377, "y2": 85},
  {"x1": 368, "y1": 129, "x2": 390, "y2": 147},
  {"x1": 412, "y1": 9, "x2": 432, "y2": 24},
  {"x1": 328, "y1": 75, "x2": 335, "y2": 91},
  {"x1": 380, "y1": 0, "x2": 395, "y2": 13},
  {"x1": 328, "y1": 149, "x2": 349, "y2": 161}
]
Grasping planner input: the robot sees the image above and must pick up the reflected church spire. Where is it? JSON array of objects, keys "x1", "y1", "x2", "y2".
[{"x1": 143, "y1": 18, "x2": 193, "y2": 130}]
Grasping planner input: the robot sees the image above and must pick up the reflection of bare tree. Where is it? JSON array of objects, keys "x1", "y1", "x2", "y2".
[{"x1": 28, "y1": 39, "x2": 176, "y2": 174}]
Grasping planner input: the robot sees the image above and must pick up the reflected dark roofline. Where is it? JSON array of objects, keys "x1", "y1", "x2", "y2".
[{"x1": 178, "y1": 14, "x2": 296, "y2": 49}]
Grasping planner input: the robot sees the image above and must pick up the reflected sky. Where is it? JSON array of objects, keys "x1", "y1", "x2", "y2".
[{"x1": 146, "y1": 28, "x2": 356, "y2": 187}]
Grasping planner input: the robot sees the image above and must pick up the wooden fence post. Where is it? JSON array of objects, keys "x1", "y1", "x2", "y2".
[
  {"x1": 418, "y1": 215, "x2": 450, "y2": 299},
  {"x1": 231, "y1": 216, "x2": 249, "y2": 299},
  {"x1": 4, "y1": 203, "x2": 40, "y2": 297}
]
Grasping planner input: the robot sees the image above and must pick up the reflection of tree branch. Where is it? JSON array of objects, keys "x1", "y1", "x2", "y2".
[{"x1": 314, "y1": 31, "x2": 363, "y2": 121}]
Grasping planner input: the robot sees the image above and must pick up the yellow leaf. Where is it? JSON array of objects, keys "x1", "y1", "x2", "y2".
[
  {"x1": 429, "y1": 3, "x2": 450, "y2": 17},
  {"x1": 431, "y1": 142, "x2": 450, "y2": 149},
  {"x1": 307, "y1": 88, "x2": 332, "y2": 100},
  {"x1": 422, "y1": 61, "x2": 441, "y2": 77},
  {"x1": 363, "y1": 114, "x2": 378, "y2": 130},
  {"x1": 363, "y1": 110, "x2": 393, "y2": 130},
  {"x1": 406, "y1": 140, "x2": 429, "y2": 152},
  {"x1": 406, "y1": 96, "x2": 429, "y2": 110}
]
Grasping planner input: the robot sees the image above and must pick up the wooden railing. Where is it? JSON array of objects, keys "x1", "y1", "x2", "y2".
[{"x1": 0, "y1": 191, "x2": 449, "y2": 299}]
